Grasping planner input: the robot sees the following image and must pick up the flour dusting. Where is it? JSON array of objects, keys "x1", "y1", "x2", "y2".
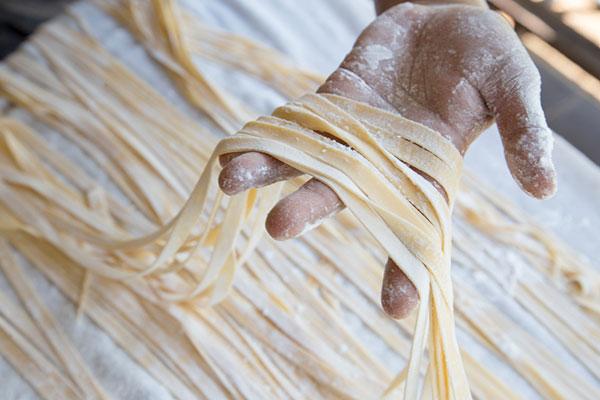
[{"x1": 360, "y1": 44, "x2": 393, "y2": 70}]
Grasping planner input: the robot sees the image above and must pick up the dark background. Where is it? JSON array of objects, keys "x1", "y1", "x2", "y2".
[
  {"x1": 0, "y1": 0, "x2": 598, "y2": 164},
  {"x1": 0, "y1": 0, "x2": 71, "y2": 58}
]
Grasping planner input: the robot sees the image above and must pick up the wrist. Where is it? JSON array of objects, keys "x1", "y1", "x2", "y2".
[{"x1": 375, "y1": 0, "x2": 487, "y2": 15}]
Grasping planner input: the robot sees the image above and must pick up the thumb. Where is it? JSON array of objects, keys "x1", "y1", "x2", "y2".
[{"x1": 480, "y1": 47, "x2": 557, "y2": 199}]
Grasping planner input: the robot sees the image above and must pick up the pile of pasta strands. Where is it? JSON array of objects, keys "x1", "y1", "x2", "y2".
[{"x1": 0, "y1": 0, "x2": 598, "y2": 399}]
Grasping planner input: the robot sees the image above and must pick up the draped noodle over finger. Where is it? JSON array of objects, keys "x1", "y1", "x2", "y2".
[{"x1": 103, "y1": 93, "x2": 468, "y2": 399}]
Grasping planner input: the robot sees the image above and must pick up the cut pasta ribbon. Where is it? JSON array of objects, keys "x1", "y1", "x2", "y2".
[{"x1": 108, "y1": 93, "x2": 468, "y2": 399}]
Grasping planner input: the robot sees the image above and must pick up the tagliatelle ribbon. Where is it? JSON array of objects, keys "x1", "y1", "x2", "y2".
[{"x1": 101, "y1": 93, "x2": 469, "y2": 399}]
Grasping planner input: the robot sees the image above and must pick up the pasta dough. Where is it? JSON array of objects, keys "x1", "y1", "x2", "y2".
[{"x1": 110, "y1": 93, "x2": 468, "y2": 399}]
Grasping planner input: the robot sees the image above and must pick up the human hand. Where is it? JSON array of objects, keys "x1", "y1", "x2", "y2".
[{"x1": 218, "y1": 0, "x2": 557, "y2": 318}]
